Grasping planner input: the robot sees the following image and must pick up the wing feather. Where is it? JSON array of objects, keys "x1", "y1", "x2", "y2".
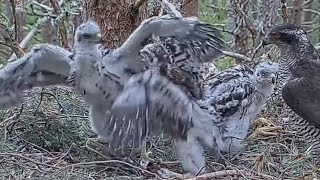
[
  {"x1": 0, "y1": 44, "x2": 72, "y2": 109},
  {"x1": 111, "y1": 15, "x2": 226, "y2": 73},
  {"x1": 282, "y1": 78, "x2": 320, "y2": 129},
  {"x1": 201, "y1": 65, "x2": 254, "y2": 118},
  {"x1": 111, "y1": 70, "x2": 218, "y2": 150}
]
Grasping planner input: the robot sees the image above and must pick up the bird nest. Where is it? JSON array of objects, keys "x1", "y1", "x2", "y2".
[{"x1": 0, "y1": 87, "x2": 319, "y2": 179}]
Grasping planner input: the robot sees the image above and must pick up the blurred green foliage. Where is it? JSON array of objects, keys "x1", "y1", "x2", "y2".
[{"x1": 199, "y1": 0, "x2": 236, "y2": 69}]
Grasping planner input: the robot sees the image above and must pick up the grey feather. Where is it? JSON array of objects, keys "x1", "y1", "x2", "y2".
[
  {"x1": 200, "y1": 59, "x2": 278, "y2": 153},
  {"x1": 264, "y1": 23, "x2": 320, "y2": 163},
  {"x1": 68, "y1": 16, "x2": 225, "y2": 152},
  {"x1": 0, "y1": 44, "x2": 72, "y2": 109}
]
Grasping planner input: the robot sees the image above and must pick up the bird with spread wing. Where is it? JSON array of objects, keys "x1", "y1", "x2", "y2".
[
  {"x1": 0, "y1": 15, "x2": 226, "y2": 173},
  {"x1": 263, "y1": 24, "x2": 320, "y2": 163},
  {"x1": 112, "y1": 35, "x2": 278, "y2": 176}
]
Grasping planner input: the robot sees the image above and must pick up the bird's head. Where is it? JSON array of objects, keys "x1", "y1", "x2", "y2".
[
  {"x1": 74, "y1": 20, "x2": 104, "y2": 45},
  {"x1": 262, "y1": 24, "x2": 310, "y2": 48},
  {"x1": 254, "y1": 60, "x2": 279, "y2": 85},
  {"x1": 139, "y1": 36, "x2": 172, "y2": 68}
]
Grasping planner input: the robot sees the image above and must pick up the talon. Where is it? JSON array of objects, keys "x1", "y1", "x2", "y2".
[
  {"x1": 140, "y1": 150, "x2": 156, "y2": 168},
  {"x1": 140, "y1": 140, "x2": 157, "y2": 168},
  {"x1": 249, "y1": 118, "x2": 282, "y2": 139}
]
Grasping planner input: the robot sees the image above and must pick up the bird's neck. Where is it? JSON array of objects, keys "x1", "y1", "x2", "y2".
[
  {"x1": 74, "y1": 42, "x2": 100, "y2": 53},
  {"x1": 256, "y1": 79, "x2": 274, "y2": 97},
  {"x1": 280, "y1": 38, "x2": 314, "y2": 67}
]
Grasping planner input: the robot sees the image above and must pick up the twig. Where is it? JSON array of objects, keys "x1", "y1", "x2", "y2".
[
  {"x1": 62, "y1": 160, "x2": 160, "y2": 178},
  {"x1": 31, "y1": 0, "x2": 54, "y2": 11},
  {"x1": 222, "y1": 50, "x2": 251, "y2": 62},
  {"x1": 207, "y1": 4, "x2": 228, "y2": 11},
  {"x1": 9, "y1": 0, "x2": 18, "y2": 41},
  {"x1": 303, "y1": 9, "x2": 320, "y2": 17},
  {"x1": 0, "y1": 153, "x2": 61, "y2": 169},
  {"x1": 8, "y1": 0, "x2": 66, "y2": 61},
  {"x1": 49, "y1": 0, "x2": 69, "y2": 49},
  {"x1": 132, "y1": 0, "x2": 147, "y2": 12},
  {"x1": 162, "y1": 0, "x2": 183, "y2": 17},
  {"x1": 184, "y1": 170, "x2": 277, "y2": 180},
  {"x1": 7, "y1": 16, "x2": 50, "y2": 62},
  {"x1": 0, "y1": 160, "x2": 18, "y2": 180}
]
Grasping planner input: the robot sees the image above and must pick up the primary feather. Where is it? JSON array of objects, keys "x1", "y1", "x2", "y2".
[{"x1": 0, "y1": 16, "x2": 226, "y2": 174}]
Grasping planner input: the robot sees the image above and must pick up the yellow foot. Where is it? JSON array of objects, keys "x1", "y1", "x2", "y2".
[
  {"x1": 249, "y1": 118, "x2": 282, "y2": 139},
  {"x1": 140, "y1": 151, "x2": 156, "y2": 168}
]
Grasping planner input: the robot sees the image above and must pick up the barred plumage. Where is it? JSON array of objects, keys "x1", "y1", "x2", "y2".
[
  {"x1": 0, "y1": 15, "x2": 226, "y2": 175},
  {"x1": 112, "y1": 69, "x2": 221, "y2": 174},
  {"x1": 263, "y1": 23, "x2": 320, "y2": 162},
  {"x1": 200, "y1": 59, "x2": 278, "y2": 153}
]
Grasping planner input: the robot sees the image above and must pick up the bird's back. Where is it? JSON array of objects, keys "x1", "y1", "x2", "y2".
[{"x1": 201, "y1": 65, "x2": 254, "y2": 118}]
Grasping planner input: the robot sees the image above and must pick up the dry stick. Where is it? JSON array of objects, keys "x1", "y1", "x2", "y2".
[
  {"x1": 184, "y1": 170, "x2": 278, "y2": 180},
  {"x1": 8, "y1": 0, "x2": 66, "y2": 62},
  {"x1": 0, "y1": 153, "x2": 61, "y2": 169},
  {"x1": 222, "y1": 50, "x2": 251, "y2": 62},
  {"x1": 0, "y1": 161, "x2": 18, "y2": 180},
  {"x1": 62, "y1": 160, "x2": 160, "y2": 178},
  {"x1": 7, "y1": 16, "x2": 50, "y2": 62},
  {"x1": 49, "y1": 0, "x2": 69, "y2": 49}
]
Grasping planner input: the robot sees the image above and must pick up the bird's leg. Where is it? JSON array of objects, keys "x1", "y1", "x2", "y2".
[
  {"x1": 140, "y1": 139, "x2": 155, "y2": 168},
  {"x1": 249, "y1": 118, "x2": 282, "y2": 139}
]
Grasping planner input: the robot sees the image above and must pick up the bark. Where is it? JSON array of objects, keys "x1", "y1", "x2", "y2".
[
  {"x1": 291, "y1": 0, "x2": 303, "y2": 25},
  {"x1": 42, "y1": 1, "x2": 59, "y2": 45},
  {"x1": 81, "y1": 0, "x2": 198, "y2": 48},
  {"x1": 15, "y1": 8, "x2": 26, "y2": 42},
  {"x1": 229, "y1": 0, "x2": 252, "y2": 63},
  {"x1": 257, "y1": 0, "x2": 280, "y2": 39},
  {"x1": 43, "y1": 20, "x2": 59, "y2": 45},
  {"x1": 182, "y1": 0, "x2": 198, "y2": 16},
  {"x1": 81, "y1": 0, "x2": 149, "y2": 49}
]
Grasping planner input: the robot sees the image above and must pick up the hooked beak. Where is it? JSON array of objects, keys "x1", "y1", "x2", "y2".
[
  {"x1": 96, "y1": 33, "x2": 105, "y2": 44},
  {"x1": 270, "y1": 73, "x2": 277, "y2": 84},
  {"x1": 262, "y1": 36, "x2": 271, "y2": 48}
]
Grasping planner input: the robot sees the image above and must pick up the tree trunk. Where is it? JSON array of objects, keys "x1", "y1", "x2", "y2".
[
  {"x1": 291, "y1": 0, "x2": 303, "y2": 25},
  {"x1": 182, "y1": 0, "x2": 198, "y2": 16},
  {"x1": 81, "y1": 0, "x2": 198, "y2": 49},
  {"x1": 81, "y1": 0, "x2": 149, "y2": 49},
  {"x1": 229, "y1": 0, "x2": 252, "y2": 63}
]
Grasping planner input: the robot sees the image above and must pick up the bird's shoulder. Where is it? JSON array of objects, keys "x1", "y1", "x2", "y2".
[
  {"x1": 159, "y1": 64, "x2": 202, "y2": 99},
  {"x1": 202, "y1": 65, "x2": 255, "y2": 118}
]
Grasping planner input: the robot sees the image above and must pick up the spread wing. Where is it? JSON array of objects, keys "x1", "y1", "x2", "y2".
[
  {"x1": 282, "y1": 78, "x2": 320, "y2": 129},
  {"x1": 110, "y1": 15, "x2": 226, "y2": 73},
  {"x1": 0, "y1": 44, "x2": 72, "y2": 109},
  {"x1": 201, "y1": 65, "x2": 255, "y2": 118},
  {"x1": 110, "y1": 70, "x2": 219, "y2": 150}
]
